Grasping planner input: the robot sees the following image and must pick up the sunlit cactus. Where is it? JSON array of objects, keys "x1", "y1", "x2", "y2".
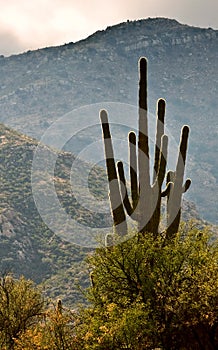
[
  {"x1": 100, "y1": 57, "x2": 191, "y2": 238},
  {"x1": 165, "y1": 126, "x2": 191, "y2": 237}
]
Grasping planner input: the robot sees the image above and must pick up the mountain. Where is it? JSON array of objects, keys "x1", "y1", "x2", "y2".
[
  {"x1": 0, "y1": 120, "x2": 206, "y2": 306},
  {"x1": 0, "y1": 123, "x2": 112, "y2": 305},
  {"x1": 0, "y1": 17, "x2": 217, "y2": 223}
]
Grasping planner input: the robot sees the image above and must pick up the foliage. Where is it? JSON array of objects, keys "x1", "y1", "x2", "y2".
[
  {"x1": 14, "y1": 301, "x2": 79, "y2": 350},
  {"x1": 0, "y1": 274, "x2": 44, "y2": 349},
  {"x1": 0, "y1": 274, "x2": 80, "y2": 350},
  {"x1": 0, "y1": 123, "x2": 92, "y2": 306},
  {"x1": 77, "y1": 223, "x2": 218, "y2": 349},
  {"x1": 0, "y1": 227, "x2": 217, "y2": 349},
  {"x1": 75, "y1": 300, "x2": 153, "y2": 350}
]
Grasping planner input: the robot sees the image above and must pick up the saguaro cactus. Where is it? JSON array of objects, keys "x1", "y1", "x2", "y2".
[
  {"x1": 165, "y1": 126, "x2": 191, "y2": 237},
  {"x1": 100, "y1": 109, "x2": 128, "y2": 237},
  {"x1": 100, "y1": 57, "x2": 191, "y2": 238}
]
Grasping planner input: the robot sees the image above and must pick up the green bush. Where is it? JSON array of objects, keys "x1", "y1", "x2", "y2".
[{"x1": 76, "y1": 223, "x2": 218, "y2": 349}]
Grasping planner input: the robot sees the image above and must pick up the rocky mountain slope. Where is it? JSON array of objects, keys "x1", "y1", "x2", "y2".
[
  {"x1": 0, "y1": 121, "x2": 205, "y2": 305},
  {"x1": 0, "y1": 123, "x2": 112, "y2": 305},
  {"x1": 0, "y1": 17, "x2": 217, "y2": 223}
]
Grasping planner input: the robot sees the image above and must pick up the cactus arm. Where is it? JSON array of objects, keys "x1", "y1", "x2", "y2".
[
  {"x1": 183, "y1": 178, "x2": 191, "y2": 193},
  {"x1": 117, "y1": 161, "x2": 134, "y2": 217},
  {"x1": 166, "y1": 126, "x2": 190, "y2": 237},
  {"x1": 161, "y1": 182, "x2": 173, "y2": 197},
  {"x1": 129, "y1": 131, "x2": 139, "y2": 210},
  {"x1": 167, "y1": 170, "x2": 176, "y2": 184},
  {"x1": 153, "y1": 99, "x2": 166, "y2": 183},
  {"x1": 174, "y1": 125, "x2": 190, "y2": 196},
  {"x1": 100, "y1": 109, "x2": 117, "y2": 181},
  {"x1": 100, "y1": 109, "x2": 127, "y2": 236},
  {"x1": 180, "y1": 126, "x2": 189, "y2": 163}
]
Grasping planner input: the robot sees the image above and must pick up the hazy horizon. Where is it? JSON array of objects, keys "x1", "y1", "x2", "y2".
[{"x1": 0, "y1": 0, "x2": 217, "y2": 57}]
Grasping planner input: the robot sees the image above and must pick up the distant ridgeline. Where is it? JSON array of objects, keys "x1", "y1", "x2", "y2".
[
  {"x1": 0, "y1": 17, "x2": 217, "y2": 224},
  {"x1": 125, "y1": 25, "x2": 217, "y2": 51}
]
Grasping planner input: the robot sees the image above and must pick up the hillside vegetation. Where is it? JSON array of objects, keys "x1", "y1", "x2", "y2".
[
  {"x1": 0, "y1": 123, "x2": 109, "y2": 306},
  {"x1": 0, "y1": 18, "x2": 217, "y2": 223},
  {"x1": 0, "y1": 120, "x2": 205, "y2": 305}
]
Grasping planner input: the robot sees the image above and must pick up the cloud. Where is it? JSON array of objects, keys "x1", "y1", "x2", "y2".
[
  {"x1": 0, "y1": 0, "x2": 217, "y2": 56},
  {"x1": 0, "y1": 0, "x2": 105, "y2": 54},
  {"x1": 0, "y1": 30, "x2": 25, "y2": 56}
]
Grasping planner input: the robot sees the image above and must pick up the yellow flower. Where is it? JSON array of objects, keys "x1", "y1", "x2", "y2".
[
  {"x1": 99, "y1": 325, "x2": 109, "y2": 333},
  {"x1": 84, "y1": 331, "x2": 93, "y2": 341},
  {"x1": 106, "y1": 303, "x2": 117, "y2": 313}
]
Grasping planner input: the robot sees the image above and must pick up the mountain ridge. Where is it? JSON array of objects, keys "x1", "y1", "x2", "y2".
[
  {"x1": 0, "y1": 17, "x2": 217, "y2": 223},
  {"x1": 0, "y1": 121, "x2": 216, "y2": 306},
  {"x1": 1, "y1": 17, "x2": 216, "y2": 59}
]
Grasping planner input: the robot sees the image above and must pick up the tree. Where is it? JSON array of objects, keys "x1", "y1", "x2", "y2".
[
  {"x1": 14, "y1": 300, "x2": 79, "y2": 350},
  {"x1": 77, "y1": 224, "x2": 218, "y2": 349},
  {"x1": 0, "y1": 274, "x2": 44, "y2": 349}
]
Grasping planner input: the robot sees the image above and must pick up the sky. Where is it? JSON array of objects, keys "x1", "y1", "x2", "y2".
[{"x1": 0, "y1": 0, "x2": 218, "y2": 56}]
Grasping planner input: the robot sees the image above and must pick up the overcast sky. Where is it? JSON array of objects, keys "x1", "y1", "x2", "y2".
[{"x1": 0, "y1": 0, "x2": 217, "y2": 56}]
